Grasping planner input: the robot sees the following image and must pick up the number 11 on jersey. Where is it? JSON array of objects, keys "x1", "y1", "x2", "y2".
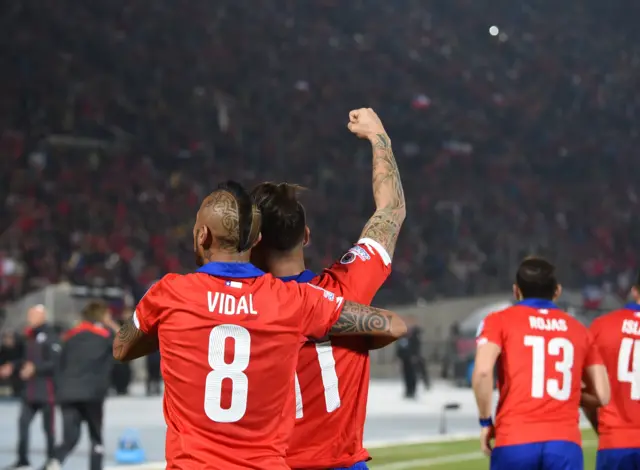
[{"x1": 295, "y1": 340, "x2": 341, "y2": 418}]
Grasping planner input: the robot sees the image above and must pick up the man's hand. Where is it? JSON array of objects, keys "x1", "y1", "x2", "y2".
[
  {"x1": 349, "y1": 107, "x2": 406, "y2": 260},
  {"x1": 347, "y1": 108, "x2": 387, "y2": 141},
  {"x1": 20, "y1": 361, "x2": 35, "y2": 380},
  {"x1": 0, "y1": 363, "x2": 13, "y2": 378},
  {"x1": 480, "y1": 425, "x2": 495, "y2": 457}
]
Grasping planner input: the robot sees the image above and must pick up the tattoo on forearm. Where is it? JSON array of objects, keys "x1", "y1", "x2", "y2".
[
  {"x1": 330, "y1": 301, "x2": 392, "y2": 335},
  {"x1": 362, "y1": 133, "x2": 406, "y2": 258}
]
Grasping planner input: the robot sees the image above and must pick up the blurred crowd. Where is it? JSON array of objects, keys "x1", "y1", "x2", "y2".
[{"x1": 1, "y1": 0, "x2": 639, "y2": 308}]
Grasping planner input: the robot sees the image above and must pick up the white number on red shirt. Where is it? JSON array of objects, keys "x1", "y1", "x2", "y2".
[
  {"x1": 618, "y1": 337, "x2": 640, "y2": 400},
  {"x1": 204, "y1": 324, "x2": 251, "y2": 423},
  {"x1": 524, "y1": 335, "x2": 574, "y2": 401},
  {"x1": 295, "y1": 340, "x2": 341, "y2": 418}
]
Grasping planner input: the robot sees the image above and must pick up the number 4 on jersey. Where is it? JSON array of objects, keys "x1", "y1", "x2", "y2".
[
  {"x1": 618, "y1": 337, "x2": 640, "y2": 400},
  {"x1": 524, "y1": 335, "x2": 574, "y2": 401}
]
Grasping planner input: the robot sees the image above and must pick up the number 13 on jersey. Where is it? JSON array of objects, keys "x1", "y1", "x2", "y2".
[{"x1": 524, "y1": 335, "x2": 574, "y2": 401}]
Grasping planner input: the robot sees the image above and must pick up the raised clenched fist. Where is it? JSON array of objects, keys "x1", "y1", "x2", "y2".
[{"x1": 347, "y1": 108, "x2": 387, "y2": 141}]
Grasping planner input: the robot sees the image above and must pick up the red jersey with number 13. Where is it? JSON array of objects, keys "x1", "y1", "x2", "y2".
[
  {"x1": 476, "y1": 299, "x2": 603, "y2": 447},
  {"x1": 285, "y1": 238, "x2": 392, "y2": 469},
  {"x1": 589, "y1": 304, "x2": 640, "y2": 450},
  {"x1": 133, "y1": 265, "x2": 344, "y2": 470}
]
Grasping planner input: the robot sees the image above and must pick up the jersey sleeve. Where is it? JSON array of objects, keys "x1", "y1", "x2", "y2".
[
  {"x1": 584, "y1": 329, "x2": 604, "y2": 367},
  {"x1": 132, "y1": 274, "x2": 177, "y2": 335},
  {"x1": 476, "y1": 311, "x2": 503, "y2": 349},
  {"x1": 323, "y1": 238, "x2": 392, "y2": 303},
  {"x1": 296, "y1": 283, "x2": 344, "y2": 339}
]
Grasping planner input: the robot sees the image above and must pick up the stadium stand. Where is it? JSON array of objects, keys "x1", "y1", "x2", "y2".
[{"x1": 1, "y1": 0, "x2": 639, "y2": 314}]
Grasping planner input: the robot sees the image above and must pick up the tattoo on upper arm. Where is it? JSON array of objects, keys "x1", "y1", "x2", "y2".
[
  {"x1": 329, "y1": 301, "x2": 392, "y2": 335},
  {"x1": 361, "y1": 133, "x2": 406, "y2": 258},
  {"x1": 113, "y1": 318, "x2": 145, "y2": 360}
]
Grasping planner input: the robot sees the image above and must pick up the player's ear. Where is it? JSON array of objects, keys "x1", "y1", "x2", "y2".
[
  {"x1": 250, "y1": 232, "x2": 262, "y2": 249},
  {"x1": 554, "y1": 284, "x2": 563, "y2": 301},
  {"x1": 512, "y1": 284, "x2": 521, "y2": 301},
  {"x1": 197, "y1": 225, "x2": 211, "y2": 248},
  {"x1": 303, "y1": 226, "x2": 311, "y2": 247}
]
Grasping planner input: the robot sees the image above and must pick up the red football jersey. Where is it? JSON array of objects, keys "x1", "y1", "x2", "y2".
[
  {"x1": 133, "y1": 264, "x2": 344, "y2": 470},
  {"x1": 285, "y1": 238, "x2": 392, "y2": 469},
  {"x1": 476, "y1": 299, "x2": 603, "y2": 447},
  {"x1": 589, "y1": 303, "x2": 640, "y2": 450}
]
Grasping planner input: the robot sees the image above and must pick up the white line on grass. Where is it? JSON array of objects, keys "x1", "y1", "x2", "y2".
[
  {"x1": 104, "y1": 431, "x2": 596, "y2": 470},
  {"x1": 371, "y1": 439, "x2": 597, "y2": 470}
]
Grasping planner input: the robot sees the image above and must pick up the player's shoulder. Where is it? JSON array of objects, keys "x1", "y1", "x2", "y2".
[
  {"x1": 486, "y1": 304, "x2": 518, "y2": 320},
  {"x1": 354, "y1": 238, "x2": 392, "y2": 266},
  {"x1": 330, "y1": 238, "x2": 392, "y2": 268},
  {"x1": 256, "y1": 273, "x2": 310, "y2": 300},
  {"x1": 152, "y1": 272, "x2": 184, "y2": 288},
  {"x1": 591, "y1": 307, "x2": 634, "y2": 330},
  {"x1": 309, "y1": 272, "x2": 345, "y2": 296}
]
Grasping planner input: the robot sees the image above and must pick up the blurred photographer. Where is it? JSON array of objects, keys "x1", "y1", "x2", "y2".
[
  {"x1": 51, "y1": 301, "x2": 119, "y2": 470},
  {"x1": 0, "y1": 305, "x2": 60, "y2": 470},
  {"x1": 396, "y1": 316, "x2": 430, "y2": 399}
]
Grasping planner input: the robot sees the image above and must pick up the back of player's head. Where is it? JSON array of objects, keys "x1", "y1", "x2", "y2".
[
  {"x1": 214, "y1": 180, "x2": 261, "y2": 252},
  {"x1": 82, "y1": 300, "x2": 108, "y2": 322},
  {"x1": 251, "y1": 182, "x2": 306, "y2": 252},
  {"x1": 195, "y1": 180, "x2": 261, "y2": 261},
  {"x1": 515, "y1": 256, "x2": 559, "y2": 300}
]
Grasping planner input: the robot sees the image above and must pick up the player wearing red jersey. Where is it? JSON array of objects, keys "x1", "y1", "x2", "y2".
[
  {"x1": 250, "y1": 108, "x2": 405, "y2": 470},
  {"x1": 112, "y1": 180, "x2": 407, "y2": 470},
  {"x1": 583, "y1": 271, "x2": 640, "y2": 470},
  {"x1": 473, "y1": 257, "x2": 610, "y2": 470}
]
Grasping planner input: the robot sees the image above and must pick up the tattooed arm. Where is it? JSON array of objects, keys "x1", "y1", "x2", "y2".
[
  {"x1": 329, "y1": 300, "x2": 407, "y2": 339},
  {"x1": 348, "y1": 108, "x2": 406, "y2": 260},
  {"x1": 112, "y1": 317, "x2": 159, "y2": 362}
]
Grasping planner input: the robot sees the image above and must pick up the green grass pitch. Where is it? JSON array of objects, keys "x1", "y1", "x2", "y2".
[{"x1": 369, "y1": 429, "x2": 597, "y2": 470}]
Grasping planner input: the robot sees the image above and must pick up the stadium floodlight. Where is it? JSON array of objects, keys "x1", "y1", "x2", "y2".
[{"x1": 439, "y1": 402, "x2": 461, "y2": 435}]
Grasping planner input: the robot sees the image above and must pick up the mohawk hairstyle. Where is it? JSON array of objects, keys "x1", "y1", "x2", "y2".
[
  {"x1": 251, "y1": 182, "x2": 306, "y2": 252},
  {"x1": 213, "y1": 180, "x2": 259, "y2": 252},
  {"x1": 516, "y1": 256, "x2": 558, "y2": 300}
]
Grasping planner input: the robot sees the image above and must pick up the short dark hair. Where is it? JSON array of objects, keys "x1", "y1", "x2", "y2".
[
  {"x1": 515, "y1": 256, "x2": 558, "y2": 300},
  {"x1": 635, "y1": 270, "x2": 640, "y2": 288},
  {"x1": 82, "y1": 301, "x2": 108, "y2": 322},
  {"x1": 251, "y1": 182, "x2": 306, "y2": 252}
]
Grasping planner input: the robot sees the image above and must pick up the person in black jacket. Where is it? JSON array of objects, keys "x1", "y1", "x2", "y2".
[
  {"x1": 396, "y1": 316, "x2": 430, "y2": 399},
  {"x1": 50, "y1": 301, "x2": 119, "y2": 470},
  {"x1": 0, "y1": 305, "x2": 61, "y2": 470}
]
